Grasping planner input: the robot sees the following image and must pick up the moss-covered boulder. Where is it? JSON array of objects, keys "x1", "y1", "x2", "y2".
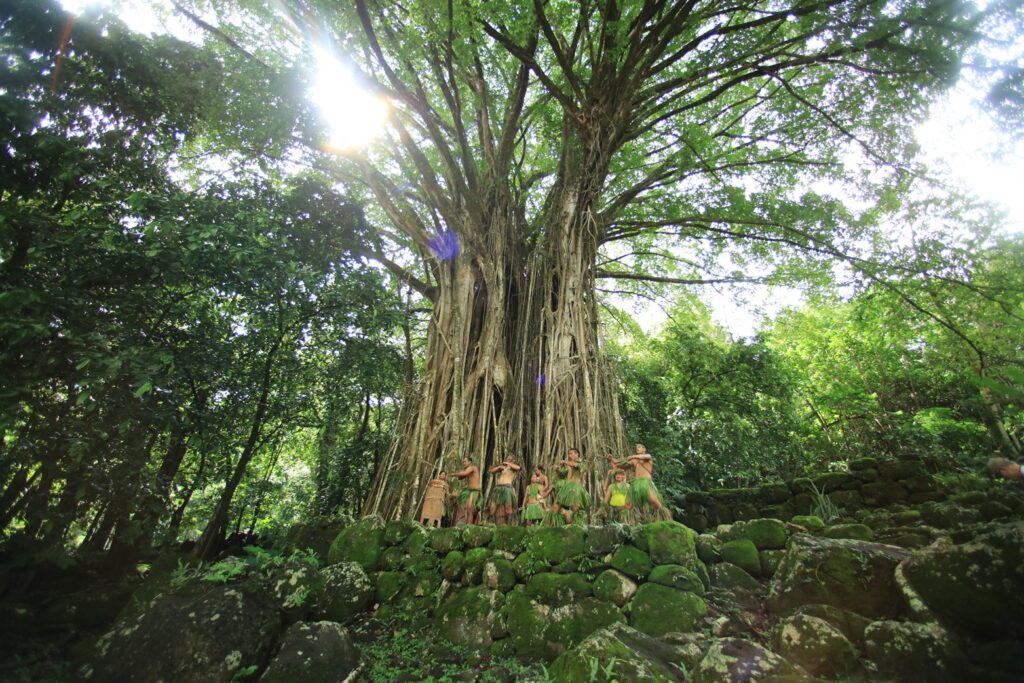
[
  {"x1": 463, "y1": 525, "x2": 494, "y2": 548},
  {"x1": 283, "y1": 517, "x2": 345, "y2": 564},
  {"x1": 512, "y1": 550, "x2": 548, "y2": 580},
  {"x1": 767, "y1": 534, "x2": 911, "y2": 618},
  {"x1": 691, "y1": 637, "x2": 797, "y2": 683},
  {"x1": 865, "y1": 620, "x2": 963, "y2": 682},
  {"x1": 401, "y1": 525, "x2": 430, "y2": 554},
  {"x1": 377, "y1": 546, "x2": 405, "y2": 571},
  {"x1": 758, "y1": 549, "x2": 784, "y2": 576},
  {"x1": 900, "y1": 522, "x2": 1024, "y2": 638},
  {"x1": 789, "y1": 603, "x2": 871, "y2": 650},
  {"x1": 919, "y1": 502, "x2": 982, "y2": 529},
  {"x1": 848, "y1": 457, "x2": 879, "y2": 471},
  {"x1": 720, "y1": 518, "x2": 788, "y2": 550},
  {"x1": 482, "y1": 557, "x2": 517, "y2": 593},
  {"x1": 696, "y1": 534, "x2": 722, "y2": 564},
  {"x1": 375, "y1": 571, "x2": 406, "y2": 603},
  {"x1": 503, "y1": 590, "x2": 551, "y2": 660},
  {"x1": 266, "y1": 562, "x2": 322, "y2": 619},
  {"x1": 861, "y1": 480, "x2": 908, "y2": 507},
  {"x1": 462, "y1": 547, "x2": 491, "y2": 585},
  {"x1": 90, "y1": 583, "x2": 281, "y2": 683},
  {"x1": 642, "y1": 521, "x2": 698, "y2": 566},
  {"x1": 441, "y1": 550, "x2": 465, "y2": 581},
  {"x1": 526, "y1": 572, "x2": 593, "y2": 606},
  {"x1": 528, "y1": 526, "x2": 585, "y2": 564},
  {"x1": 592, "y1": 569, "x2": 638, "y2": 607},
  {"x1": 719, "y1": 538, "x2": 761, "y2": 576},
  {"x1": 429, "y1": 527, "x2": 464, "y2": 553},
  {"x1": 326, "y1": 516, "x2": 385, "y2": 571},
  {"x1": 382, "y1": 519, "x2": 418, "y2": 546},
  {"x1": 790, "y1": 514, "x2": 825, "y2": 531},
  {"x1": 315, "y1": 562, "x2": 374, "y2": 623},
  {"x1": 546, "y1": 599, "x2": 625, "y2": 656},
  {"x1": 648, "y1": 564, "x2": 705, "y2": 596},
  {"x1": 258, "y1": 621, "x2": 358, "y2": 683},
  {"x1": 629, "y1": 583, "x2": 707, "y2": 637},
  {"x1": 548, "y1": 623, "x2": 684, "y2": 683},
  {"x1": 610, "y1": 545, "x2": 652, "y2": 580},
  {"x1": 708, "y1": 562, "x2": 762, "y2": 593},
  {"x1": 585, "y1": 525, "x2": 623, "y2": 556},
  {"x1": 772, "y1": 613, "x2": 859, "y2": 678},
  {"x1": 491, "y1": 525, "x2": 528, "y2": 553},
  {"x1": 409, "y1": 570, "x2": 442, "y2": 598},
  {"x1": 437, "y1": 587, "x2": 505, "y2": 649},
  {"x1": 822, "y1": 523, "x2": 874, "y2": 541}
]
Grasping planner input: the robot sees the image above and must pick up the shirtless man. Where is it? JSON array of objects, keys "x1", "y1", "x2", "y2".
[
  {"x1": 453, "y1": 457, "x2": 481, "y2": 525},
  {"x1": 617, "y1": 444, "x2": 669, "y2": 519},
  {"x1": 487, "y1": 458, "x2": 522, "y2": 525},
  {"x1": 419, "y1": 471, "x2": 448, "y2": 528},
  {"x1": 557, "y1": 448, "x2": 588, "y2": 524}
]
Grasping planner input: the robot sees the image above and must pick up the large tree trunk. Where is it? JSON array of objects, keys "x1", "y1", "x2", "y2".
[{"x1": 364, "y1": 127, "x2": 628, "y2": 520}]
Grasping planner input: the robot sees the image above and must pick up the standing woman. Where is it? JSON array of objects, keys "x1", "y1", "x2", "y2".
[{"x1": 557, "y1": 448, "x2": 590, "y2": 524}]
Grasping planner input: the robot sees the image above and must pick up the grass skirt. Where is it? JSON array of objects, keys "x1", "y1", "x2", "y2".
[
  {"x1": 458, "y1": 487, "x2": 482, "y2": 509},
  {"x1": 489, "y1": 484, "x2": 517, "y2": 507},
  {"x1": 558, "y1": 480, "x2": 590, "y2": 509},
  {"x1": 629, "y1": 477, "x2": 664, "y2": 510},
  {"x1": 523, "y1": 503, "x2": 545, "y2": 521}
]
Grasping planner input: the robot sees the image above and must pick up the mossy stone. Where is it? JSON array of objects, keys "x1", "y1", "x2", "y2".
[
  {"x1": 629, "y1": 583, "x2": 707, "y2": 637},
  {"x1": 315, "y1": 562, "x2": 375, "y2": 624},
  {"x1": 791, "y1": 514, "x2": 825, "y2": 531},
  {"x1": 482, "y1": 557, "x2": 517, "y2": 593},
  {"x1": 610, "y1": 545, "x2": 652, "y2": 580},
  {"x1": 592, "y1": 569, "x2": 638, "y2": 607},
  {"x1": 719, "y1": 538, "x2": 761, "y2": 576},
  {"x1": 641, "y1": 521, "x2": 697, "y2": 566},
  {"x1": 708, "y1": 562, "x2": 762, "y2": 592},
  {"x1": 490, "y1": 525, "x2": 527, "y2": 553},
  {"x1": 503, "y1": 590, "x2": 550, "y2": 660},
  {"x1": 848, "y1": 457, "x2": 879, "y2": 471},
  {"x1": 822, "y1": 523, "x2": 874, "y2": 541},
  {"x1": 757, "y1": 483, "x2": 792, "y2": 504},
  {"x1": 429, "y1": 527, "x2": 464, "y2": 553},
  {"x1": 759, "y1": 549, "x2": 785, "y2": 576},
  {"x1": 527, "y1": 526, "x2": 586, "y2": 564},
  {"x1": 258, "y1": 621, "x2": 358, "y2": 683},
  {"x1": 490, "y1": 637, "x2": 516, "y2": 659},
  {"x1": 773, "y1": 613, "x2": 859, "y2": 678},
  {"x1": 548, "y1": 623, "x2": 680, "y2": 683},
  {"x1": 790, "y1": 603, "x2": 872, "y2": 649},
  {"x1": 437, "y1": 587, "x2": 504, "y2": 649},
  {"x1": 878, "y1": 459, "x2": 927, "y2": 480},
  {"x1": 382, "y1": 519, "x2": 417, "y2": 546},
  {"x1": 545, "y1": 598, "x2": 625, "y2": 656},
  {"x1": 377, "y1": 546, "x2": 405, "y2": 571},
  {"x1": 441, "y1": 550, "x2": 465, "y2": 581},
  {"x1": 860, "y1": 480, "x2": 908, "y2": 507},
  {"x1": 326, "y1": 516, "x2": 385, "y2": 571},
  {"x1": 463, "y1": 525, "x2": 494, "y2": 548},
  {"x1": 585, "y1": 525, "x2": 623, "y2": 556},
  {"x1": 401, "y1": 526, "x2": 429, "y2": 555},
  {"x1": 463, "y1": 547, "x2": 491, "y2": 585},
  {"x1": 400, "y1": 551, "x2": 438, "y2": 575},
  {"x1": 865, "y1": 620, "x2": 963, "y2": 681},
  {"x1": 695, "y1": 534, "x2": 722, "y2": 564},
  {"x1": 526, "y1": 572, "x2": 593, "y2": 606},
  {"x1": 512, "y1": 550, "x2": 548, "y2": 580},
  {"x1": 374, "y1": 571, "x2": 406, "y2": 603},
  {"x1": 648, "y1": 564, "x2": 705, "y2": 596},
  {"x1": 720, "y1": 518, "x2": 788, "y2": 550},
  {"x1": 692, "y1": 638, "x2": 797, "y2": 683},
  {"x1": 409, "y1": 570, "x2": 442, "y2": 598}
]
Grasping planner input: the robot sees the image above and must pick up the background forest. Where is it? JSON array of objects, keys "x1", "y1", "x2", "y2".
[{"x1": 1, "y1": 0, "x2": 1022, "y2": 573}]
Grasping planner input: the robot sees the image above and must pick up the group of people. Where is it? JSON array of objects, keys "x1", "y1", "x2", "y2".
[{"x1": 418, "y1": 444, "x2": 670, "y2": 528}]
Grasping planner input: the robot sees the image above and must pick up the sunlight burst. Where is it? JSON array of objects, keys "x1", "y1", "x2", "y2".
[{"x1": 311, "y1": 48, "x2": 389, "y2": 153}]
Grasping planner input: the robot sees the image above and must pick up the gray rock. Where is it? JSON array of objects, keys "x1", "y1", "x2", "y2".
[{"x1": 259, "y1": 621, "x2": 358, "y2": 683}]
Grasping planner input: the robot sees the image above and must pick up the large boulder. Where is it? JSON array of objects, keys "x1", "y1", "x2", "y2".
[
  {"x1": 692, "y1": 638, "x2": 797, "y2": 682},
  {"x1": 463, "y1": 525, "x2": 493, "y2": 548},
  {"x1": 708, "y1": 563, "x2": 761, "y2": 593},
  {"x1": 648, "y1": 564, "x2": 705, "y2": 596},
  {"x1": 491, "y1": 525, "x2": 528, "y2": 553},
  {"x1": 482, "y1": 557, "x2": 517, "y2": 593},
  {"x1": 90, "y1": 583, "x2": 281, "y2": 683},
  {"x1": 528, "y1": 526, "x2": 585, "y2": 564},
  {"x1": 719, "y1": 518, "x2": 788, "y2": 550},
  {"x1": 437, "y1": 587, "x2": 505, "y2": 649},
  {"x1": 258, "y1": 621, "x2": 358, "y2": 683},
  {"x1": 526, "y1": 572, "x2": 593, "y2": 606},
  {"x1": 593, "y1": 569, "x2": 638, "y2": 606},
  {"x1": 429, "y1": 527, "x2": 464, "y2": 553},
  {"x1": 772, "y1": 613, "x2": 859, "y2": 678},
  {"x1": 864, "y1": 620, "x2": 964, "y2": 682},
  {"x1": 788, "y1": 603, "x2": 871, "y2": 650},
  {"x1": 629, "y1": 583, "x2": 707, "y2": 637},
  {"x1": 327, "y1": 516, "x2": 385, "y2": 571},
  {"x1": 719, "y1": 539, "x2": 761, "y2": 576},
  {"x1": 314, "y1": 562, "x2": 374, "y2": 624},
  {"x1": 767, "y1": 534, "x2": 910, "y2": 618},
  {"x1": 548, "y1": 623, "x2": 685, "y2": 683},
  {"x1": 610, "y1": 545, "x2": 652, "y2": 580},
  {"x1": 503, "y1": 591, "x2": 623, "y2": 661},
  {"x1": 642, "y1": 521, "x2": 698, "y2": 566},
  {"x1": 900, "y1": 522, "x2": 1024, "y2": 638}
]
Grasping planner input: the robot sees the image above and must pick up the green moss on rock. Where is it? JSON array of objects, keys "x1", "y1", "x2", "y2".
[
  {"x1": 258, "y1": 621, "x2": 358, "y2": 683},
  {"x1": 437, "y1": 587, "x2": 504, "y2": 649},
  {"x1": 758, "y1": 549, "x2": 785, "y2": 576},
  {"x1": 548, "y1": 623, "x2": 680, "y2": 683},
  {"x1": 326, "y1": 516, "x2": 385, "y2": 571},
  {"x1": 482, "y1": 558, "x2": 517, "y2": 593},
  {"x1": 592, "y1": 569, "x2": 638, "y2": 607},
  {"x1": 629, "y1": 583, "x2": 707, "y2": 637},
  {"x1": 441, "y1": 550, "x2": 465, "y2": 581},
  {"x1": 512, "y1": 550, "x2": 549, "y2": 581},
  {"x1": 790, "y1": 603, "x2": 872, "y2": 650},
  {"x1": 791, "y1": 514, "x2": 825, "y2": 531},
  {"x1": 383, "y1": 520, "x2": 417, "y2": 546},
  {"x1": 610, "y1": 545, "x2": 652, "y2": 580},
  {"x1": 773, "y1": 613, "x2": 859, "y2": 678},
  {"x1": 528, "y1": 526, "x2": 586, "y2": 564},
  {"x1": 642, "y1": 521, "x2": 697, "y2": 566},
  {"x1": 377, "y1": 546, "x2": 405, "y2": 571},
  {"x1": 585, "y1": 525, "x2": 623, "y2": 556},
  {"x1": 490, "y1": 525, "x2": 527, "y2": 553},
  {"x1": 692, "y1": 638, "x2": 797, "y2": 683},
  {"x1": 696, "y1": 534, "x2": 722, "y2": 564},
  {"x1": 375, "y1": 571, "x2": 406, "y2": 603},
  {"x1": 708, "y1": 562, "x2": 762, "y2": 593},
  {"x1": 648, "y1": 564, "x2": 705, "y2": 596},
  {"x1": 463, "y1": 525, "x2": 494, "y2": 548},
  {"x1": 463, "y1": 547, "x2": 491, "y2": 585},
  {"x1": 719, "y1": 538, "x2": 761, "y2": 576},
  {"x1": 526, "y1": 572, "x2": 593, "y2": 606},
  {"x1": 429, "y1": 527, "x2": 464, "y2": 553},
  {"x1": 315, "y1": 562, "x2": 375, "y2": 624},
  {"x1": 720, "y1": 518, "x2": 788, "y2": 550},
  {"x1": 822, "y1": 523, "x2": 874, "y2": 542},
  {"x1": 865, "y1": 620, "x2": 963, "y2": 682}
]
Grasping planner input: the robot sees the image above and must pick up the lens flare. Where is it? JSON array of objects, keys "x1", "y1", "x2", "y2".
[{"x1": 311, "y1": 48, "x2": 389, "y2": 152}]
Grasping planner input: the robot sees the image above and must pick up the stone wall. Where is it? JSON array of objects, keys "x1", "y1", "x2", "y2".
[{"x1": 672, "y1": 455, "x2": 945, "y2": 531}]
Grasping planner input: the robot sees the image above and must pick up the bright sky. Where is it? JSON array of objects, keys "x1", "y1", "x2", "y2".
[{"x1": 62, "y1": 0, "x2": 1024, "y2": 338}]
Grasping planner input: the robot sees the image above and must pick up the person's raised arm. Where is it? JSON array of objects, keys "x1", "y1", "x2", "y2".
[
  {"x1": 488, "y1": 464, "x2": 504, "y2": 474},
  {"x1": 506, "y1": 462, "x2": 521, "y2": 471},
  {"x1": 453, "y1": 466, "x2": 472, "y2": 479}
]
